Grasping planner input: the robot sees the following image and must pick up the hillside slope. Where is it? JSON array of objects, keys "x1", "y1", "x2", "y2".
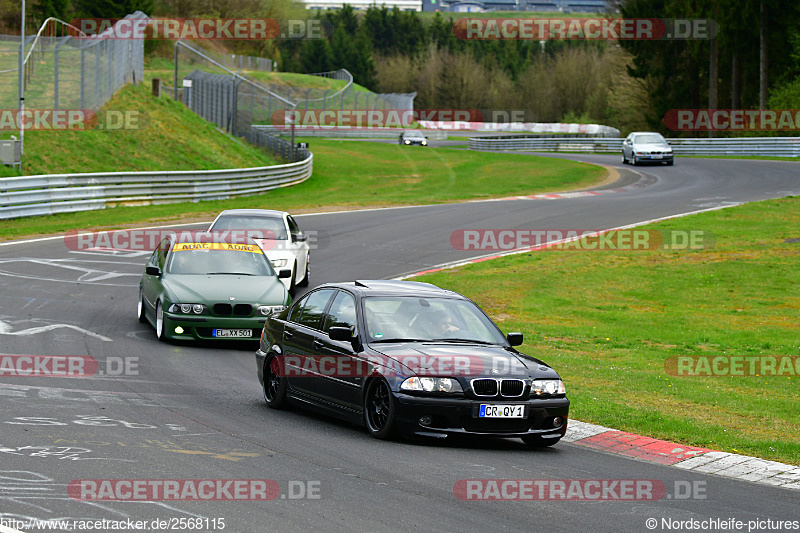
[{"x1": 1, "y1": 82, "x2": 278, "y2": 177}]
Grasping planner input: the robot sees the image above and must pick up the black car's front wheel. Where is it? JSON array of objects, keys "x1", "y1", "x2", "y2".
[
  {"x1": 263, "y1": 356, "x2": 288, "y2": 408},
  {"x1": 364, "y1": 379, "x2": 397, "y2": 440}
]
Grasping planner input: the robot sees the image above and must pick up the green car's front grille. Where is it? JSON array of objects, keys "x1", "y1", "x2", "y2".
[{"x1": 212, "y1": 303, "x2": 253, "y2": 316}]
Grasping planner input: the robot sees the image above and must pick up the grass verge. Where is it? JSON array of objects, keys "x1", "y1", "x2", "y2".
[
  {"x1": 0, "y1": 138, "x2": 604, "y2": 239},
  {"x1": 414, "y1": 196, "x2": 800, "y2": 464},
  {"x1": 0, "y1": 83, "x2": 278, "y2": 178}
]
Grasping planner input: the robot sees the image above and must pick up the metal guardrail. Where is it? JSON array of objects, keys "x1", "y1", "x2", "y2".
[
  {"x1": 468, "y1": 136, "x2": 800, "y2": 157},
  {"x1": 0, "y1": 155, "x2": 313, "y2": 219},
  {"x1": 252, "y1": 125, "x2": 448, "y2": 140}
]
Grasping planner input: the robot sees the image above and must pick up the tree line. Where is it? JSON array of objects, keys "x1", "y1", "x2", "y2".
[{"x1": 5, "y1": 0, "x2": 799, "y2": 135}]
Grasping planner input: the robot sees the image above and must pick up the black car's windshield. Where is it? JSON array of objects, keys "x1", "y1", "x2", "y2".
[
  {"x1": 166, "y1": 243, "x2": 274, "y2": 276},
  {"x1": 210, "y1": 215, "x2": 288, "y2": 240},
  {"x1": 634, "y1": 134, "x2": 667, "y2": 145},
  {"x1": 364, "y1": 296, "x2": 506, "y2": 345}
]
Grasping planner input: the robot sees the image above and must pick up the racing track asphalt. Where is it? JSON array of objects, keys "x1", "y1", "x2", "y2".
[{"x1": 0, "y1": 154, "x2": 798, "y2": 532}]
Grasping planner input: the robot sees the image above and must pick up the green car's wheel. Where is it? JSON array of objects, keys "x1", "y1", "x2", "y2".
[
  {"x1": 138, "y1": 288, "x2": 147, "y2": 324},
  {"x1": 155, "y1": 301, "x2": 166, "y2": 341}
]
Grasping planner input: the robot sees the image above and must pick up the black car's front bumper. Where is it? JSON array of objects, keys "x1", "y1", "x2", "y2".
[{"x1": 393, "y1": 393, "x2": 569, "y2": 439}]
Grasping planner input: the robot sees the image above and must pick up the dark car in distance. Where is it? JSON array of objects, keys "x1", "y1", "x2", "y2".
[{"x1": 255, "y1": 280, "x2": 569, "y2": 446}]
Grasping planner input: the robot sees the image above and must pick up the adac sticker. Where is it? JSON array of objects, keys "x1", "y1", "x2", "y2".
[{"x1": 173, "y1": 242, "x2": 262, "y2": 253}]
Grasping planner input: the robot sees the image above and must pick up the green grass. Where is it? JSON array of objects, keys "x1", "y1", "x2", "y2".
[
  {"x1": 0, "y1": 137, "x2": 604, "y2": 239},
  {"x1": 413, "y1": 196, "x2": 800, "y2": 464},
  {"x1": 0, "y1": 82, "x2": 277, "y2": 178}
]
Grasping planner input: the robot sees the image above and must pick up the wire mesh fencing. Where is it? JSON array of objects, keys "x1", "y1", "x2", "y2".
[{"x1": 0, "y1": 12, "x2": 147, "y2": 117}]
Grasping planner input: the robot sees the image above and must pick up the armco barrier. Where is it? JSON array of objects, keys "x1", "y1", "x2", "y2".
[
  {"x1": 0, "y1": 155, "x2": 312, "y2": 219},
  {"x1": 252, "y1": 125, "x2": 448, "y2": 140},
  {"x1": 468, "y1": 136, "x2": 800, "y2": 157}
]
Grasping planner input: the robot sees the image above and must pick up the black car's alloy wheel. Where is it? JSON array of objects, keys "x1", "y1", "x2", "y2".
[
  {"x1": 263, "y1": 356, "x2": 288, "y2": 408},
  {"x1": 364, "y1": 379, "x2": 397, "y2": 440}
]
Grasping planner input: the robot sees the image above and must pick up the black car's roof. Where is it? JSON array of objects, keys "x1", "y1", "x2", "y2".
[{"x1": 316, "y1": 280, "x2": 464, "y2": 299}]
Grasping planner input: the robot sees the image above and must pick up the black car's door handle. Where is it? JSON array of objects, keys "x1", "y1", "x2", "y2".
[
  {"x1": 312, "y1": 339, "x2": 323, "y2": 349},
  {"x1": 284, "y1": 331, "x2": 294, "y2": 339}
]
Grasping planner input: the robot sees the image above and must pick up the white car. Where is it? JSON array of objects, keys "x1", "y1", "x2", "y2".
[
  {"x1": 622, "y1": 132, "x2": 674, "y2": 166},
  {"x1": 209, "y1": 209, "x2": 310, "y2": 292}
]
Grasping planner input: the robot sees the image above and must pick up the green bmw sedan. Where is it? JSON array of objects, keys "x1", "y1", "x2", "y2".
[{"x1": 138, "y1": 235, "x2": 292, "y2": 342}]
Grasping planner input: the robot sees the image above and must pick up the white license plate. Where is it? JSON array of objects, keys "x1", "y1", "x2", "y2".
[
  {"x1": 650, "y1": 154, "x2": 662, "y2": 159},
  {"x1": 479, "y1": 404, "x2": 525, "y2": 418},
  {"x1": 213, "y1": 329, "x2": 252, "y2": 338}
]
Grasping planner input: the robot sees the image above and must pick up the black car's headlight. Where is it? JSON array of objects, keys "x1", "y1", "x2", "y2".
[
  {"x1": 400, "y1": 377, "x2": 463, "y2": 393},
  {"x1": 168, "y1": 303, "x2": 207, "y2": 314},
  {"x1": 531, "y1": 379, "x2": 566, "y2": 396},
  {"x1": 258, "y1": 305, "x2": 287, "y2": 316}
]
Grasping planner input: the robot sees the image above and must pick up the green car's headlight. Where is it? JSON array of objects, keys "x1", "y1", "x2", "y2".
[
  {"x1": 169, "y1": 303, "x2": 206, "y2": 314},
  {"x1": 531, "y1": 379, "x2": 566, "y2": 396},
  {"x1": 258, "y1": 305, "x2": 287, "y2": 316},
  {"x1": 400, "y1": 377, "x2": 463, "y2": 393}
]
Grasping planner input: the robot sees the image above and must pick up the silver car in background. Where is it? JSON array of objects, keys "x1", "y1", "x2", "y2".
[{"x1": 622, "y1": 132, "x2": 674, "y2": 166}]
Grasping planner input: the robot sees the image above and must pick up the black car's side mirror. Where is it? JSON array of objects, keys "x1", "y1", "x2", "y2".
[
  {"x1": 329, "y1": 326, "x2": 354, "y2": 342},
  {"x1": 292, "y1": 233, "x2": 307, "y2": 243},
  {"x1": 145, "y1": 265, "x2": 161, "y2": 276},
  {"x1": 278, "y1": 269, "x2": 292, "y2": 279},
  {"x1": 506, "y1": 332, "x2": 523, "y2": 346}
]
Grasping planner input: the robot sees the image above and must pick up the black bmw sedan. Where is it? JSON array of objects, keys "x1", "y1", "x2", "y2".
[{"x1": 255, "y1": 280, "x2": 569, "y2": 447}]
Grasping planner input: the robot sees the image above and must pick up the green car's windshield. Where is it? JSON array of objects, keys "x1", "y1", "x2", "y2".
[
  {"x1": 364, "y1": 296, "x2": 507, "y2": 344},
  {"x1": 167, "y1": 245, "x2": 274, "y2": 276}
]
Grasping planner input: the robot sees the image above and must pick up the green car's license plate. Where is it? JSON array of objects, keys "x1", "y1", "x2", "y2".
[{"x1": 213, "y1": 329, "x2": 252, "y2": 338}]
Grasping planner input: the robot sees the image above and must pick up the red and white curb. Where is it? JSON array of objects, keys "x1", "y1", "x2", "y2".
[
  {"x1": 396, "y1": 206, "x2": 799, "y2": 490},
  {"x1": 566, "y1": 420, "x2": 800, "y2": 490}
]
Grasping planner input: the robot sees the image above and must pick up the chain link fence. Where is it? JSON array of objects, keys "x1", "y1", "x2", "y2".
[
  {"x1": 0, "y1": 12, "x2": 147, "y2": 115},
  {"x1": 221, "y1": 53, "x2": 274, "y2": 72},
  {"x1": 163, "y1": 40, "x2": 415, "y2": 161}
]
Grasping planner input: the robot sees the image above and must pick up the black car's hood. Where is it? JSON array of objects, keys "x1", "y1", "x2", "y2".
[{"x1": 369, "y1": 343, "x2": 559, "y2": 380}]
